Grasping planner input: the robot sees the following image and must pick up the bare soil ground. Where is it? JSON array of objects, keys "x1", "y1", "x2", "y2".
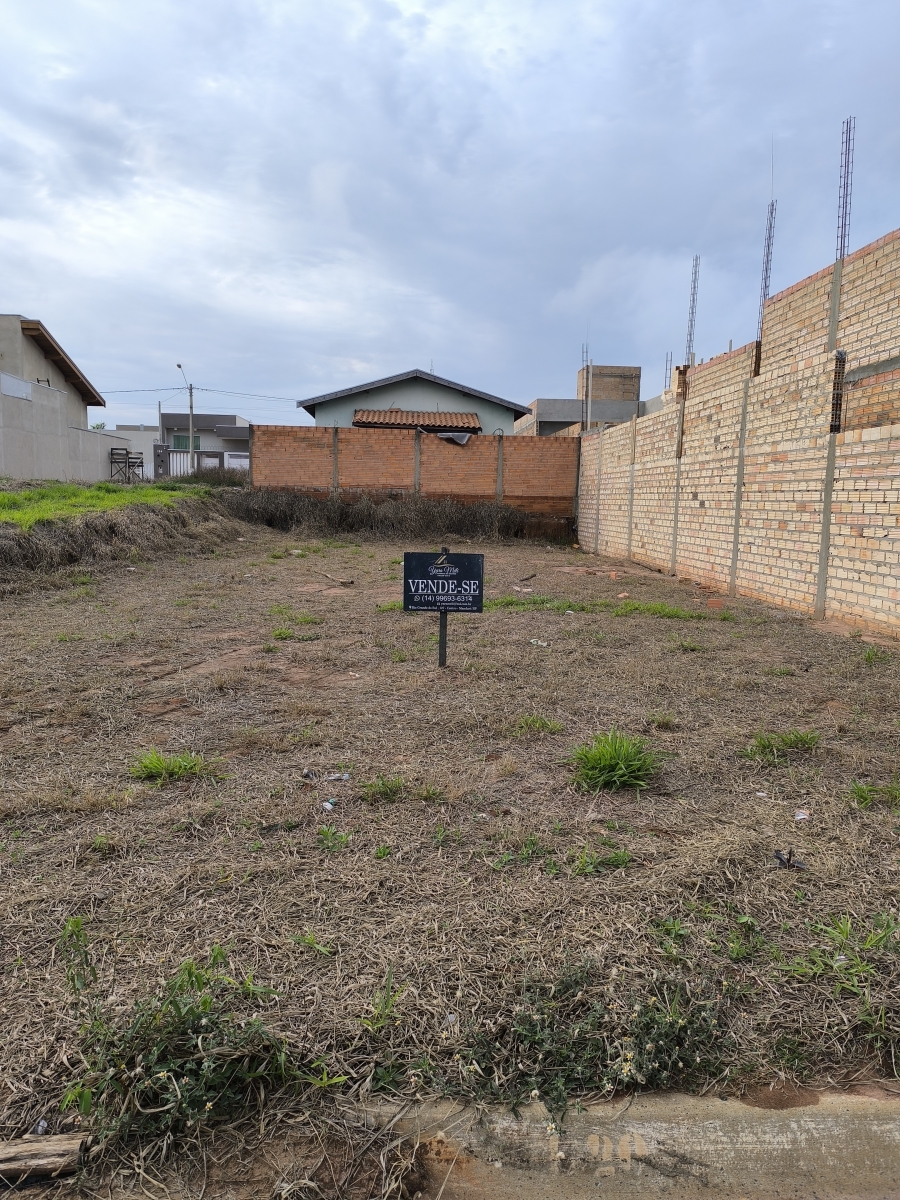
[{"x1": 2, "y1": 521, "x2": 899, "y2": 1193}]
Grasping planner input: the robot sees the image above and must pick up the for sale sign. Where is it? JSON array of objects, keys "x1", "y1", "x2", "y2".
[{"x1": 403, "y1": 551, "x2": 484, "y2": 613}]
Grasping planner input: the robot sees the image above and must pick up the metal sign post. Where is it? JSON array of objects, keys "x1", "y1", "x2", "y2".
[
  {"x1": 403, "y1": 546, "x2": 484, "y2": 668},
  {"x1": 438, "y1": 610, "x2": 448, "y2": 667}
]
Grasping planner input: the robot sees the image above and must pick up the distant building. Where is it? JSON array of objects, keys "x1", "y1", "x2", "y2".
[
  {"x1": 0, "y1": 314, "x2": 129, "y2": 481},
  {"x1": 298, "y1": 369, "x2": 529, "y2": 436},
  {"x1": 115, "y1": 413, "x2": 251, "y2": 476},
  {"x1": 514, "y1": 365, "x2": 658, "y2": 435}
]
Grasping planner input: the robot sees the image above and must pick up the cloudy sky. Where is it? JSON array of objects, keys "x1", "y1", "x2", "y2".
[{"x1": 1, "y1": 0, "x2": 898, "y2": 426}]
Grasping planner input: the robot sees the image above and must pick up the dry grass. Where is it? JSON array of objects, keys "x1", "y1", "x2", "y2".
[{"x1": 1, "y1": 524, "x2": 899, "y2": 1192}]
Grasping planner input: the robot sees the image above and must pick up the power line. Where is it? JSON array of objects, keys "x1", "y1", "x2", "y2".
[
  {"x1": 100, "y1": 385, "x2": 302, "y2": 404},
  {"x1": 195, "y1": 387, "x2": 301, "y2": 403}
]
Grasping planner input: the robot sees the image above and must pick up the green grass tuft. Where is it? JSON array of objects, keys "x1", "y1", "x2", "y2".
[
  {"x1": 740, "y1": 729, "x2": 820, "y2": 765},
  {"x1": 649, "y1": 710, "x2": 676, "y2": 730},
  {"x1": 511, "y1": 713, "x2": 563, "y2": 737},
  {"x1": 361, "y1": 775, "x2": 407, "y2": 803},
  {"x1": 849, "y1": 777, "x2": 900, "y2": 809},
  {"x1": 570, "y1": 845, "x2": 632, "y2": 875},
  {"x1": 863, "y1": 645, "x2": 892, "y2": 666},
  {"x1": 128, "y1": 749, "x2": 214, "y2": 782},
  {"x1": 268, "y1": 604, "x2": 323, "y2": 625},
  {"x1": 612, "y1": 599, "x2": 706, "y2": 620},
  {"x1": 569, "y1": 730, "x2": 658, "y2": 792},
  {"x1": 483, "y1": 594, "x2": 705, "y2": 620}
]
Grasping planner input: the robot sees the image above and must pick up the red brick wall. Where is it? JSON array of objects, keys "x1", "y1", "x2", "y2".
[
  {"x1": 250, "y1": 425, "x2": 579, "y2": 517},
  {"x1": 578, "y1": 226, "x2": 900, "y2": 636}
]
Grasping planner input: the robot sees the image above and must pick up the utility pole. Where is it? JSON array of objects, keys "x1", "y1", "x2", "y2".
[
  {"x1": 177, "y1": 363, "x2": 194, "y2": 474},
  {"x1": 189, "y1": 383, "x2": 195, "y2": 473}
]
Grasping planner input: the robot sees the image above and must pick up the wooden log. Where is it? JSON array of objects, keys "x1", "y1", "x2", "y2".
[{"x1": 0, "y1": 1133, "x2": 85, "y2": 1182}]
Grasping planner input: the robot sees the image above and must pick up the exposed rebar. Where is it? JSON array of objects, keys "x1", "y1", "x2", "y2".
[{"x1": 836, "y1": 116, "x2": 855, "y2": 262}]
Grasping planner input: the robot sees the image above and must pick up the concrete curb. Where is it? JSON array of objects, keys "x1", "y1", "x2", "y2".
[{"x1": 357, "y1": 1089, "x2": 900, "y2": 1198}]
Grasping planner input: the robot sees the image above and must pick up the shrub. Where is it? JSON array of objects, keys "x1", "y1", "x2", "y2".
[
  {"x1": 569, "y1": 730, "x2": 657, "y2": 791},
  {"x1": 217, "y1": 491, "x2": 529, "y2": 540}
]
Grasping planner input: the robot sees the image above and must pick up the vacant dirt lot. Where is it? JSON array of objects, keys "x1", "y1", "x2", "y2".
[{"x1": 2, "y1": 521, "x2": 899, "y2": 1164}]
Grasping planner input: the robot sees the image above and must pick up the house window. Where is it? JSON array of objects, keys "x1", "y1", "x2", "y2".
[{"x1": 172, "y1": 434, "x2": 200, "y2": 450}]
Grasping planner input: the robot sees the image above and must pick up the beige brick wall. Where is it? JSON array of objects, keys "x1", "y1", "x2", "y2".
[{"x1": 578, "y1": 226, "x2": 900, "y2": 636}]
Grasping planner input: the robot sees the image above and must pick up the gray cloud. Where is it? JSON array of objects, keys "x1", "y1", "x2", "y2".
[{"x1": 0, "y1": 0, "x2": 897, "y2": 426}]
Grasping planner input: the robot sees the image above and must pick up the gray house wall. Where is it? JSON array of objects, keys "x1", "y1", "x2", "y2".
[
  {"x1": 0, "y1": 315, "x2": 126, "y2": 483},
  {"x1": 1, "y1": 379, "x2": 129, "y2": 481},
  {"x1": 310, "y1": 376, "x2": 520, "y2": 435},
  {"x1": 0, "y1": 319, "x2": 86, "y2": 431}
]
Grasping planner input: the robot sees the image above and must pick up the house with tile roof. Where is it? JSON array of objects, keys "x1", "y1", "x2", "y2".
[{"x1": 298, "y1": 369, "x2": 529, "y2": 436}]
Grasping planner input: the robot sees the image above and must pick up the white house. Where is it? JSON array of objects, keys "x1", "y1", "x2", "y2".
[
  {"x1": 298, "y1": 369, "x2": 530, "y2": 436},
  {"x1": 115, "y1": 412, "x2": 251, "y2": 476},
  {"x1": 0, "y1": 315, "x2": 129, "y2": 482}
]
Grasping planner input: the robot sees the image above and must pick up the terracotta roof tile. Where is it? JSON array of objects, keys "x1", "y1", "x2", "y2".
[{"x1": 352, "y1": 409, "x2": 482, "y2": 431}]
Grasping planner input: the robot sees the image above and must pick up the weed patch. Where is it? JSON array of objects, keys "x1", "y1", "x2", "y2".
[
  {"x1": 570, "y1": 845, "x2": 632, "y2": 874},
  {"x1": 60, "y1": 945, "x2": 299, "y2": 1156},
  {"x1": 291, "y1": 930, "x2": 333, "y2": 955},
  {"x1": 268, "y1": 604, "x2": 323, "y2": 626},
  {"x1": 360, "y1": 968, "x2": 405, "y2": 1033},
  {"x1": 445, "y1": 963, "x2": 723, "y2": 1121},
  {"x1": 317, "y1": 825, "x2": 351, "y2": 851},
  {"x1": 485, "y1": 595, "x2": 706, "y2": 620},
  {"x1": 613, "y1": 600, "x2": 706, "y2": 620}
]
